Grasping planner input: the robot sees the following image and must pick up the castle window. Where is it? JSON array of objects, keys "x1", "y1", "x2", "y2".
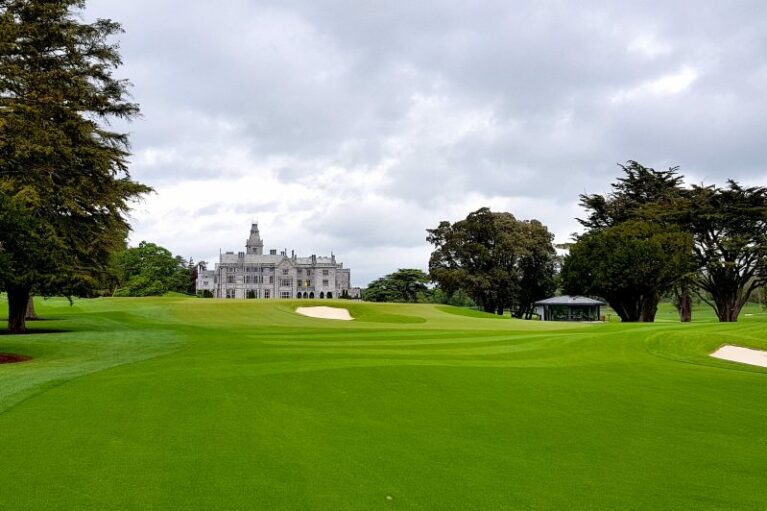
[
  {"x1": 323, "y1": 269, "x2": 329, "y2": 276},
  {"x1": 280, "y1": 291, "x2": 291, "y2": 299},
  {"x1": 322, "y1": 279, "x2": 329, "y2": 286},
  {"x1": 282, "y1": 268, "x2": 289, "y2": 275},
  {"x1": 264, "y1": 289, "x2": 271, "y2": 299},
  {"x1": 227, "y1": 276, "x2": 235, "y2": 284},
  {"x1": 280, "y1": 278, "x2": 291, "y2": 287}
]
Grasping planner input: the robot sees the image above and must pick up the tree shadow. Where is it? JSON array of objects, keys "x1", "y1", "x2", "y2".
[
  {"x1": 0, "y1": 328, "x2": 69, "y2": 336},
  {"x1": 0, "y1": 353, "x2": 33, "y2": 364}
]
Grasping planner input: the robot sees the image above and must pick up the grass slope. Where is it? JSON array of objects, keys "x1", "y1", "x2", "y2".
[{"x1": 0, "y1": 296, "x2": 766, "y2": 510}]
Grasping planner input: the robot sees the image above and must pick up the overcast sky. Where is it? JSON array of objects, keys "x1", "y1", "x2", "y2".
[{"x1": 87, "y1": 0, "x2": 767, "y2": 285}]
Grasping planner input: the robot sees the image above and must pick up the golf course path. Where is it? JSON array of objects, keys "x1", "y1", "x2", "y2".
[
  {"x1": 295, "y1": 306, "x2": 354, "y2": 320},
  {"x1": 711, "y1": 344, "x2": 767, "y2": 368}
]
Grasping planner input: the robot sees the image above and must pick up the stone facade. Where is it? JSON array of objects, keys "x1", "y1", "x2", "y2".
[{"x1": 196, "y1": 224, "x2": 352, "y2": 299}]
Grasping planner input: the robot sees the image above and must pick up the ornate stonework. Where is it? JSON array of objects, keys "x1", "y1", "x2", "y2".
[{"x1": 196, "y1": 224, "x2": 352, "y2": 299}]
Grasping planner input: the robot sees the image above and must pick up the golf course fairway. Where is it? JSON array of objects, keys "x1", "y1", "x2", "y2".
[{"x1": 1, "y1": 296, "x2": 765, "y2": 509}]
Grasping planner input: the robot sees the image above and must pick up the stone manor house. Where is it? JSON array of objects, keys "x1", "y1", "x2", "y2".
[{"x1": 196, "y1": 224, "x2": 353, "y2": 299}]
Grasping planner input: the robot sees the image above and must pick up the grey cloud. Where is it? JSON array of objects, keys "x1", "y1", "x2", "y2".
[{"x1": 84, "y1": 0, "x2": 767, "y2": 283}]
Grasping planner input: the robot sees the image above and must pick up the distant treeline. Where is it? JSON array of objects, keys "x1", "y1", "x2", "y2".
[{"x1": 365, "y1": 161, "x2": 767, "y2": 324}]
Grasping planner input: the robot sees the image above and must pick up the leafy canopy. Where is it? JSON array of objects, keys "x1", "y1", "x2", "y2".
[
  {"x1": 112, "y1": 242, "x2": 192, "y2": 297},
  {"x1": 562, "y1": 220, "x2": 694, "y2": 322},
  {"x1": 363, "y1": 269, "x2": 430, "y2": 303},
  {"x1": 427, "y1": 207, "x2": 556, "y2": 317}
]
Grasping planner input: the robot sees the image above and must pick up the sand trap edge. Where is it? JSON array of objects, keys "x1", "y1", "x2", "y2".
[{"x1": 710, "y1": 345, "x2": 767, "y2": 368}]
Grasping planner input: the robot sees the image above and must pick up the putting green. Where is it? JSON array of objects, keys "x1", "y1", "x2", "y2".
[{"x1": 1, "y1": 296, "x2": 765, "y2": 509}]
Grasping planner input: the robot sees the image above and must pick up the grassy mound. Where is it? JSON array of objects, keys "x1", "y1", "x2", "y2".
[{"x1": 0, "y1": 296, "x2": 765, "y2": 509}]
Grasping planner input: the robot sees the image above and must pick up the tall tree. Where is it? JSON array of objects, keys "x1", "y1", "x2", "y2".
[
  {"x1": 685, "y1": 182, "x2": 767, "y2": 322},
  {"x1": 427, "y1": 208, "x2": 556, "y2": 316},
  {"x1": 576, "y1": 161, "x2": 693, "y2": 321},
  {"x1": 0, "y1": 0, "x2": 149, "y2": 332},
  {"x1": 562, "y1": 220, "x2": 694, "y2": 322}
]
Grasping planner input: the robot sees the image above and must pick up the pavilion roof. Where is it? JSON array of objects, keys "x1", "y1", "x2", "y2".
[{"x1": 534, "y1": 295, "x2": 605, "y2": 306}]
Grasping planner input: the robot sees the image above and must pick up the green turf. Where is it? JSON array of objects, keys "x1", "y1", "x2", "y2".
[{"x1": 0, "y1": 296, "x2": 765, "y2": 510}]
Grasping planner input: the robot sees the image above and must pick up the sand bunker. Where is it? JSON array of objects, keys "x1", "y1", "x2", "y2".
[
  {"x1": 711, "y1": 345, "x2": 767, "y2": 368},
  {"x1": 295, "y1": 306, "x2": 353, "y2": 321}
]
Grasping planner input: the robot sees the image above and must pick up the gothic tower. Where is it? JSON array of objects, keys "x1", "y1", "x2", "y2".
[{"x1": 246, "y1": 223, "x2": 264, "y2": 255}]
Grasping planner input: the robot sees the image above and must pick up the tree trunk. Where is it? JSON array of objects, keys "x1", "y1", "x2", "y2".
[
  {"x1": 639, "y1": 297, "x2": 659, "y2": 322},
  {"x1": 496, "y1": 306, "x2": 504, "y2": 316},
  {"x1": 7, "y1": 286, "x2": 31, "y2": 334},
  {"x1": 26, "y1": 295, "x2": 38, "y2": 321},
  {"x1": 610, "y1": 299, "x2": 641, "y2": 322},
  {"x1": 713, "y1": 293, "x2": 740, "y2": 322},
  {"x1": 676, "y1": 293, "x2": 692, "y2": 322}
]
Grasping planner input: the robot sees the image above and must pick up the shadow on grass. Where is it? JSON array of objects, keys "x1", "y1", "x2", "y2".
[
  {"x1": 0, "y1": 353, "x2": 32, "y2": 364},
  {"x1": 0, "y1": 329, "x2": 69, "y2": 336}
]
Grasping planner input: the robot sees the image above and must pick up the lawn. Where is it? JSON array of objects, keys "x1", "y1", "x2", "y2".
[{"x1": 0, "y1": 296, "x2": 765, "y2": 510}]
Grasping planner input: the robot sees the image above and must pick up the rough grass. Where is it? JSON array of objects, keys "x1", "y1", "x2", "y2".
[{"x1": 0, "y1": 296, "x2": 765, "y2": 510}]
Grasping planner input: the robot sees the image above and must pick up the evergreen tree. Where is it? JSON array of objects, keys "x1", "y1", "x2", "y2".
[
  {"x1": 574, "y1": 161, "x2": 693, "y2": 322},
  {"x1": 562, "y1": 220, "x2": 694, "y2": 322},
  {"x1": 684, "y1": 182, "x2": 767, "y2": 321},
  {"x1": 0, "y1": 0, "x2": 149, "y2": 332}
]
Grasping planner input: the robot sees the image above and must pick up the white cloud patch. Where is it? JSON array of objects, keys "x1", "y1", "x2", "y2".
[{"x1": 611, "y1": 67, "x2": 699, "y2": 103}]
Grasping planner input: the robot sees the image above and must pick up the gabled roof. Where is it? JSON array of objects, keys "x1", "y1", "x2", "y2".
[{"x1": 534, "y1": 295, "x2": 605, "y2": 306}]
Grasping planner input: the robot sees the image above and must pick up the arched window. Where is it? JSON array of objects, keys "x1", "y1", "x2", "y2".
[
  {"x1": 303, "y1": 292, "x2": 308, "y2": 299},
  {"x1": 326, "y1": 292, "x2": 333, "y2": 299},
  {"x1": 320, "y1": 292, "x2": 325, "y2": 299},
  {"x1": 296, "y1": 293, "x2": 302, "y2": 299},
  {"x1": 309, "y1": 292, "x2": 314, "y2": 299}
]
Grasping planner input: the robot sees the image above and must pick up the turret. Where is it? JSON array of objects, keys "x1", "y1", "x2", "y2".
[{"x1": 246, "y1": 223, "x2": 264, "y2": 255}]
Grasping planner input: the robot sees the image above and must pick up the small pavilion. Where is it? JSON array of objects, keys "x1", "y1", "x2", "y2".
[{"x1": 534, "y1": 295, "x2": 605, "y2": 321}]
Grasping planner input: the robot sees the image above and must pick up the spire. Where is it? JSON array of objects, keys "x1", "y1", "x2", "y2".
[{"x1": 246, "y1": 222, "x2": 264, "y2": 255}]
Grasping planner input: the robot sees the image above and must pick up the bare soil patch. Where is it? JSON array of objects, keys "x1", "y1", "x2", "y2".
[{"x1": 0, "y1": 353, "x2": 32, "y2": 364}]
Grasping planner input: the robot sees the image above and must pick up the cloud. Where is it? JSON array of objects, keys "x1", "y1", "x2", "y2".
[
  {"x1": 611, "y1": 67, "x2": 699, "y2": 103},
  {"x1": 82, "y1": 0, "x2": 767, "y2": 285}
]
